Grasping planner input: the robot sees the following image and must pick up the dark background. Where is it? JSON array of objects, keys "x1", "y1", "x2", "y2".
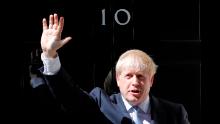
[{"x1": 16, "y1": 0, "x2": 201, "y2": 123}]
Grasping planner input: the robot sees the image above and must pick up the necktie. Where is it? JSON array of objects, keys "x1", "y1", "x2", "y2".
[
  {"x1": 132, "y1": 106, "x2": 152, "y2": 124},
  {"x1": 132, "y1": 106, "x2": 141, "y2": 124}
]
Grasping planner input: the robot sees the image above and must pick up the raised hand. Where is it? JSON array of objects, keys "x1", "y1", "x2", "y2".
[{"x1": 41, "y1": 13, "x2": 72, "y2": 58}]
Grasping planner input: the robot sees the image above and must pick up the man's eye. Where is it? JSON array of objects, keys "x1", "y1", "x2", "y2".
[
  {"x1": 125, "y1": 74, "x2": 132, "y2": 78},
  {"x1": 137, "y1": 75, "x2": 145, "y2": 80}
]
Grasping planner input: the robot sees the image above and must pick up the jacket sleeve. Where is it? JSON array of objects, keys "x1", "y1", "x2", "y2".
[{"x1": 41, "y1": 67, "x2": 111, "y2": 123}]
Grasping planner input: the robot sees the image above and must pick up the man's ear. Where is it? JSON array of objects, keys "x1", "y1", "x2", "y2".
[{"x1": 116, "y1": 73, "x2": 120, "y2": 87}]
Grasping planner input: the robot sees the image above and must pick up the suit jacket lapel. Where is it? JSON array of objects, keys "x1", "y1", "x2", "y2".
[
  {"x1": 114, "y1": 93, "x2": 133, "y2": 123},
  {"x1": 115, "y1": 93, "x2": 131, "y2": 118},
  {"x1": 150, "y1": 95, "x2": 167, "y2": 124}
]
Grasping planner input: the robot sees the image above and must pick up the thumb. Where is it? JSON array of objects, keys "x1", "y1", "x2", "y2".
[{"x1": 61, "y1": 37, "x2": 72, "y2": 46}]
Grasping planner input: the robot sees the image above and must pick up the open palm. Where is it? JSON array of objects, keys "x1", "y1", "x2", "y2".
[{"x1": 41, "y1": 13, "x2": 71, "y2": 58}]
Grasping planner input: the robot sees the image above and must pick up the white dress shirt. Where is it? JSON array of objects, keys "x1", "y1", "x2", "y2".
[
  {"x1": 121, "y1": 95, "x2": 154, "y2": 124},
  {"x1": 41, "y1": 53, "x2": 61, "y2": 75}
]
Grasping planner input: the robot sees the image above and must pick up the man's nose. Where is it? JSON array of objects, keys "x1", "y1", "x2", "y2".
[{"x1": 131, "y1": 76, "x2": 139, "y2": 85}]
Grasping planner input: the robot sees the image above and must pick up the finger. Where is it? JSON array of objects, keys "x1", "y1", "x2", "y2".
[
  {"x1": 62, "y1": 37, "x2": 72, "y2": 46},
  {"x1": 53, "y1": 13, "x2": 58, "y2": 29},
  {"x1": 58, "y1": 16, "x2": 64, "y2": 33},
  {"x1": 42, "y1": 18, "x2": 48, "y2": 31},
  {"x1": 49, "y1": 14, "x2": 53, "y2": 29}
]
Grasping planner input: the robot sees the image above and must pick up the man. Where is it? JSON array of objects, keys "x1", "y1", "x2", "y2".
[{"x1": 39, "y1": 13, "x2": 190, "y2": 124}]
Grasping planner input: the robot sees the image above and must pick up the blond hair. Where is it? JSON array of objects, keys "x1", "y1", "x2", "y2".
[{"x1": 115, "y1": 49, "x2": 158, "y2": 76}]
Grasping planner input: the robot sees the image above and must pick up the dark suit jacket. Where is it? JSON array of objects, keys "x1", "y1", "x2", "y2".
[{"x1": 41, "y1": 67, "x2": 190, "y2": 124}]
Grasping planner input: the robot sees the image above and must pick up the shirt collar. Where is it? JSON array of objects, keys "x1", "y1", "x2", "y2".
[{"x1": 121, "y1": 95, "x2": 150, "y2": 113}]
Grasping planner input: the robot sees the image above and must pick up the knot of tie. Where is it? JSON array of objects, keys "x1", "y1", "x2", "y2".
[
  {"x1": 130, "y1": 106, "x2": 151, "y2": 124},
  {"x1": 133, "y1": 106, "x2": 144, "y2": 114},
  {"x1": 131, "y1": 106, "x2": 142, "y2": 124}
]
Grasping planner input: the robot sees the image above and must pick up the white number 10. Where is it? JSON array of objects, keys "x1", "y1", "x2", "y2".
[{"x1": 101, "y1": 9, "x2": 131, "y2": 26}]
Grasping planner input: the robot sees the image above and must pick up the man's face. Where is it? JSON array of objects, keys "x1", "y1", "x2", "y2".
[{"x1": 116, "y1": 67, "x2": 154, "y2": 106}]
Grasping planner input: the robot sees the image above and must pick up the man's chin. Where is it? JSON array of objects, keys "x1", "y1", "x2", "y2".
[
  {"x1": 129, "y1": 92, "x2": 141, "y2": 99},
  {"x1": 128, "y1": 96, "x2": 140, "y2": 103}
]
